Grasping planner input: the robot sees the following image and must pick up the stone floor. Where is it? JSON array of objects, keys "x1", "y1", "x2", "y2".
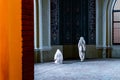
[{"x1": 34, "y1": 59, "x2": 120, "y2": 80}]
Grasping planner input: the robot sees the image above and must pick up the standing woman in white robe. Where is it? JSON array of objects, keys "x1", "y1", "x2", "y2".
[{"x1": 78, "y1": 37, "x2": 86, "y2": 61}]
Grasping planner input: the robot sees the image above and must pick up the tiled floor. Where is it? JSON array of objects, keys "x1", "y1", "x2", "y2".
[{"x1": 34, "y1": 59, "x2": 120, "y2": 80}]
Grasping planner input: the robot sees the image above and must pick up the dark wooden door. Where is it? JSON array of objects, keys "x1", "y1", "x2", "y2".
[{"x1": 22, "y1": 0, "x2": 34, "y2": 80}]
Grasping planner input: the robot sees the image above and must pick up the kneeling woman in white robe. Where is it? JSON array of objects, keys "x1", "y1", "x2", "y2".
[
  {"x1": 54, "y1": 49, "x2": 63, "y2": 64},
  {"x1": 78, "y1": 37, "x2": 86, "y2": 62}
]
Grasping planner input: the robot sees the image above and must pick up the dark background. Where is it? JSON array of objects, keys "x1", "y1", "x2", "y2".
[{"x1": 51, "y1": 0, "x2": 96, "y2": 45}]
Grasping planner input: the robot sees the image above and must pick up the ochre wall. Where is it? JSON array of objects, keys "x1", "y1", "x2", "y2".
[
  {"x1": 0, "y1": 1, "x2": 9, "y2": 80},
  {"x1": 0, "y1": 0, "x2": 22, "y2": 80}
]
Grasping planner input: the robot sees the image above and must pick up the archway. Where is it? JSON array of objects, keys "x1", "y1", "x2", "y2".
[
  {"x1": 110, "y1": 0, "x2": 120, "y2": 57},
  {"x1": 96, "y1": 0, "x2": 117, "y2": 58}
]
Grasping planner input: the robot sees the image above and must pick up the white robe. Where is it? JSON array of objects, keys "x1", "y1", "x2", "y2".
[
  {"x1": 54, "y1": 49, "x2": 63, "y2": 64},
  {"x1": 78, "y1": 37, "x2": 86, "y2": 61}
]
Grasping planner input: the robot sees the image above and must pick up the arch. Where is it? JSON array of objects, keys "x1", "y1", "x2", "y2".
[
  {"x1": 96, "y1": 0, "x2": 116, "y2": 58},
  {"x1": 96, "y1": 0, "x2": 116, "y2": 47},
  {"x1": 106, "y1": 0, "x2": 120, "y2": 58},
  {"x1": 112, "y1": 0, "x2": 120, "y2": 44},
  {"x1": 107, "y1": 0, "x2": 116, "y2": 46}
]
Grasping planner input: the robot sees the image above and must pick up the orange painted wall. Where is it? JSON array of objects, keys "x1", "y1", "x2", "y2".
[
  {"x1": 0, "y1": 0, "x2": 9, "y2": 80},
  {"x1": 0, "y1": 0, "x2": 22, "y2": 80}
]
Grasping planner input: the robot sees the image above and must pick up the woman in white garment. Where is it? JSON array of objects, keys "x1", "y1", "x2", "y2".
[{"x1": 78, "y1": 37, "x2": 86, "y2": 61}]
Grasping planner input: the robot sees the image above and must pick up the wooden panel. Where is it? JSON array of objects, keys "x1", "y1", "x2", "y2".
[
  {"x1": 22, "y1": 36, "x2": 34, "y2": 41},
  {"x1": 22, "y1": 0, "x2": 34, "y2": 80},
  {"x1": 22, "y1": 31, "x2": 34, "y2": 36},
  {"x1": 22, "y1": 20, "x2": 34, "y2": 26},
  {"x1": 22, "y1": 47, "x2": 34, "y2": 52},
  {"x1": 22, "y1": 26, "x2": 34, "y2": 30}
]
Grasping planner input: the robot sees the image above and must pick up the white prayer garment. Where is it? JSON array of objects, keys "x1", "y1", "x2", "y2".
[
  {"x1": 54, "y1": 49, "x2": 63, "y2": 64},
  {"x1": 78, "y1": 37, "x2": 86, "y2": 61}
]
